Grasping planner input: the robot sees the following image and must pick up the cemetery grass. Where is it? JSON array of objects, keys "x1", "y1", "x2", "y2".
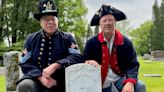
[
  {"x1": 0, "y1": 57, "x2": 164, "y2": 92},
  {"x1": 138, "y1": 57, "x2": 164, "y2": 92},
  {"x1": 0, "y1": 75, "x2": 5, "y2": 92}
]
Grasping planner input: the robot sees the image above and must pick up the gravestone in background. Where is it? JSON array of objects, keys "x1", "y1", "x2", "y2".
[
  {"x1": 143, "y1": 54, "x2": 151, "y2": 60},
  {"x1": 3, "y1": 51, "x2": 21, "y2": 92},
  {"x1": 66, "y1": 63, "x2": 102, "y2": 92},
  {"x1": 151, "y1": 50, "x2": 164, "y2": 58}
]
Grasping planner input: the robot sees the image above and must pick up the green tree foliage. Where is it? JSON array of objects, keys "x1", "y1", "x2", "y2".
[
  {"x1": 56, "y1": 0, "x2": 87, "y2": 51},
  {"x1": 151, "y1": 0, "x2": 164, "y2": 50},
  {"x1": 94, "y1": 26, "x2": 99, "y2": 36},
  {"x1": 129, "y1": 0, "x2": 164, "y2": 55},
  {"x1": 0, "y1": 0, "x2": 39, "y2": 46},
  {"x1": 151, "y1": 0, "x2": 160, "y2": 50},
  {"x1": 159, "y1": 0, "x2": 164, "y2": 49},
  {"x1": 0, "y1": 0, "x2": 5, "y2": 44},
  {"x1": 86, "y1": 24, "x2": 93, "y2": 40},
  {"x1": 129, "y1": 21, "x2": 153, "y2": 55},
  {"x1": 0, "y1": 0, "x2": 87, "y2": 49},
  {"x1": 116, "y1": 20, "x2": 132, "y2": 36}
]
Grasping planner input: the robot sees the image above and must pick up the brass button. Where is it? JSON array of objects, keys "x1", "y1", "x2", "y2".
[
  {"x1": 39, "y1": 52, "x2": 43, "y2": 55},
  {"x1": 42, "y1": 39, "x2": 45, "y2": 42},
  {"x1": 48, "y1": 58, "x2": 51, "y2": 61},
  {"x1": 41, "y1": 43, "x2": 44, "y2": 47},
  {"x1": 40, "y1": 48, "x2": 44, "y2": 51},
  {"x1": 38, "y1": 57, "x2": 41, "y2": 60}
]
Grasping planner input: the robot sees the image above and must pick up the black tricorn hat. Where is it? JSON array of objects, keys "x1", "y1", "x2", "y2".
[
  {"x1": 34, "y1": 0, "x2": 58, "y2": 20},
  {"x1": 90, "y1": 4, "x2": 127, "y2": 26}
]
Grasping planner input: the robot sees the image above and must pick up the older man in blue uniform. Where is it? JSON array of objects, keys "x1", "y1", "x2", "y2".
[
  {"x1": 16, "y1": 0, "x2": 83, "y2": 92},
  {"x1": 83, "y1": 4, "x2": 146, "y2": 92}
]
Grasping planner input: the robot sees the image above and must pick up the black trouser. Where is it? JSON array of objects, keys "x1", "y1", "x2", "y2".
[{"x1": 16, "y1": 79, "x2": 64, "y2": 92}]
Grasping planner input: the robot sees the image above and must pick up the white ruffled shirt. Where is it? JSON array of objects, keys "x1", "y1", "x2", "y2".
[{"x1": 102, "y1": 32, "x2": 121, "y2": 88}]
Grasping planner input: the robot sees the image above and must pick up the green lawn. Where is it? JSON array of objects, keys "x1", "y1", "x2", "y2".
[
  {"x1": 0, "y1": 75, "x2": 5, "y2": 92},
  {"x1": 138, "y1": 57, "x2": 164, "y2": 92},
  {"x1": 0, "y1": 57, "x2": 164, "y2": 92}
]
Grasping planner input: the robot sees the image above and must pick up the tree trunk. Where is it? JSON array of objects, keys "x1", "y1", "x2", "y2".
[
  {"x1": 0, "y1": 0, "x2": 4, "y2": 43},
  {"x1": 12, "y1": 30, "x2": 17, "y2": 44}
]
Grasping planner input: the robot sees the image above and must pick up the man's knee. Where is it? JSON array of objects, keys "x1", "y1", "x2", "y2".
[
  {"x1": 17, "y1": 79, "x2": 37, "y2": 92},
  {"x1": 135, "y1": 80, "x2": 146, "y2": 92}
]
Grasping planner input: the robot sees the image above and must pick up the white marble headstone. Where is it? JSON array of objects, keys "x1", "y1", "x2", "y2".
[{"x1": 66, "y1": 63, "x2": 102, "y2": 92}]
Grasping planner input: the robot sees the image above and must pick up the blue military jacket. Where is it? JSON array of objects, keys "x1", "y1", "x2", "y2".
[{"x1": 18, "y1": 29, "x2": 83, "y2": 91}]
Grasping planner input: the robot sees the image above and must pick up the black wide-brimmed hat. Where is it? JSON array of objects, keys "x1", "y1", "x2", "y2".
[
  {"x1": 91, "y1": 4, "x2": 127, "y2": 26},
  {"x1": 34, "y1": 0, "x2": 58, "y2": 20}
]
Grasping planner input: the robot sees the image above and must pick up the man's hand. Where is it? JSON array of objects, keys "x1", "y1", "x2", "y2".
[
  {"x1": 38, "y1": 76, "x2": 57, "y2": 88},
  {"x1": 122, "y1": 82, "x2": 134, "y2": 92},
  {"x1": 85, "y1": 60, "x2": 100, "y2": 67},
  {"x1": 42, "y1": 63, "x2": 61, "y2": 79}
]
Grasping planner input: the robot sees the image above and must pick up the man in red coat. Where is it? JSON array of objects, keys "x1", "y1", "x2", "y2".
[{"x1": 83, "y1": 4, "x2": 146, "y2": 92}]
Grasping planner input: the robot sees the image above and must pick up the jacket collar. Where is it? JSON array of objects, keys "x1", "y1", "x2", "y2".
[
  {"x1": 98, "y1": 29, "x2": 124, "y2": 45},
  {"x1": 41, "y1": 29, "x2": 59, "y2": 38}
]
